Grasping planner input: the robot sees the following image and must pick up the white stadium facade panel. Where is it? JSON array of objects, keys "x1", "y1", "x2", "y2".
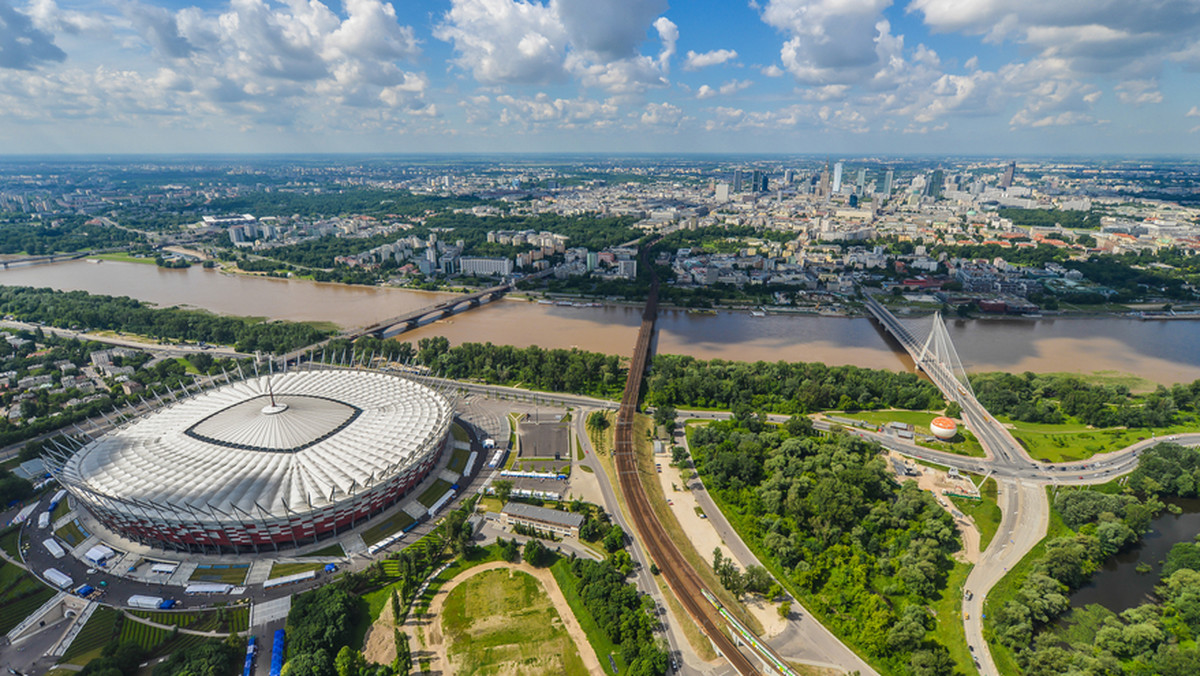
[{"x1": 50, "y1": 369, "x2": 453, "y2": 553}]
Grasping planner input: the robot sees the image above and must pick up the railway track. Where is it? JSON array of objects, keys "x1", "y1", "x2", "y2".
[{"x1": 612, "y1": 249, "x2": 761, "y2": 676}]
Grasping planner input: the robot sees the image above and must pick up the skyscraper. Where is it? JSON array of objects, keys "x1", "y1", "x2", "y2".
[
  {"x1": 831, "y1": 162, "x2": 844, "y2": 194},
  {"x1": 882, "y1": 170, "x2": 894, "y2": 197},
  {"x1": 818, "y1": 160, "x2": 831, "y2": 197},
  {"x1": 1000, "y1": 161, "x2": 1016, "y2": 188},
  {"x1": 855, "y1": 168, "x2": 866, "y2": 193},
  {"x1": 732, "y1": 169, "x2": 744, "y2": 192}
]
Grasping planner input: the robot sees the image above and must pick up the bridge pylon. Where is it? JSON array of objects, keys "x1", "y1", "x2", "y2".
[{"x1": 914, "y1": 311, "x2": 975, "y2": 401}]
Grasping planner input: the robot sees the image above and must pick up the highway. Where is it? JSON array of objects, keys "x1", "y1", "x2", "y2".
[{"x1": 859, "y1": 293, "x2": 1199, "y2": 675}]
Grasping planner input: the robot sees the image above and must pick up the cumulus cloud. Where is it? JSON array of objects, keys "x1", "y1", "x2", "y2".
[
  {"x1": 640, "y1": 101, "x2": 682, "y2": 126},
  {"x1": 1188, "y1": 106, "x2": 1200, "y2": 117},
  {"x1": 0, "y1": 0, "x2": 66, "y2": 69},
  {"x1": 910, "y1": 0, "x2": 1200, "y2": 78},
  {"x1": 683, "y1": 48, "x2": 737, "y2": 70},
  {"x1": 760, "y1": 0, "x2": 895, "y2": 85},
  {"x1": 1115, "y1": 79, "x2": 1163, "y2": 105},
  {"x1": 434, "y1": 0, "x2": 567, "y2": 84},
  {"x1": 494, "y1": 92, "x2": 619, "y2": 128},
  {"x1": 436, "y1": 0, "x2": 676, "y2": 93},
  {"x1": 695, "y1": 79, "x2": 752, "y2": 99}
]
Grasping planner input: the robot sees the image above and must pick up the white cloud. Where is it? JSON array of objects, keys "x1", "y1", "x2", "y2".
[
  {"x1": 436, "y1": 0, "x2": 675, "y2": 92},
  {"x1": 494, "y1": 92, "x2": 619, "y2": 128},
  {"x1": 910, "y1": 0, "x2": 1200, "y2": 79},
  {"x1": 1188, "y1": 106, "x2": 1200, "y2": 117},
  {"x1": 639, "y1": 101, "x2": 682, "y2": 126},
  {"x1": 696, "y1": 79, "x2": 752, "y2": 99},
  {"x1": 0, "y1": 0, "x2": 66, "y2": 69},
  {"x1": 1115, "y1": 79, "x2": 1163, "y2": 105},
  {"x1": 760, "y1": 0, "x2": 895, "y2": 85},
  {"x1": 434, "y1": 0, "x2": 566, "y2": 84},
  {"x1": 683, "y1": 48, "x2": 737, "y2": 70},
  {"x1": 761, "y1": 64, "x2": 784, "y2": 77}
]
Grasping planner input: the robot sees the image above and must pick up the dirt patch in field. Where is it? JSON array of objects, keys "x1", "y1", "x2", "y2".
[{"x1": 370, "y1": 561, "x2": 599, "y2": 675}]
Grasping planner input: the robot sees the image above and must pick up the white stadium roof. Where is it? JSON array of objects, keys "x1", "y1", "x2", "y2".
[{"x1": 59, "y1": 370, "x2": 452, "y2": 521}]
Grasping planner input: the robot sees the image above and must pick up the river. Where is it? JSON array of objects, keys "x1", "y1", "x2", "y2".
[
  {"x1": 4, "y1": 259, "x2": 1200, "y2": 385},
  {"x1": 1068, "y1": 498, "x2": 1200, "y2": 613}
]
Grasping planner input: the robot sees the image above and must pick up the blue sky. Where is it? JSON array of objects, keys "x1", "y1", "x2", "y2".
[{"x1": 0, "y1": 0, "x2": 1198, "y2": 155}]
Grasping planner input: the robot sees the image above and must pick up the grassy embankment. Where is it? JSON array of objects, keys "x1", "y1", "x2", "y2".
[
  {"x1": 1003, "y1": 416, "x2": 1198, "y2": 463},
  {"x1": 950, "y1": 475, "x2": 1002, "y2": 552},
  {"x1": 830, "y1": 409, "x2": 987, "y2": 458}
]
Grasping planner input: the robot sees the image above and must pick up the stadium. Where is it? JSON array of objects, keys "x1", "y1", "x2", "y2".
[{"x1": 46, "y1": 368, "x2": 454, "y2": 553}]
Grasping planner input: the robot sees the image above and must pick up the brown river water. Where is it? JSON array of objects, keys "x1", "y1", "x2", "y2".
[{"x1": 5, "y1": 259, "x2": 1200, "y2": 385}]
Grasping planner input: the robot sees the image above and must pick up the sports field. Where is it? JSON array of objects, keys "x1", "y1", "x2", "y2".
[{"x1": 441, "y1": 568, "x2": 588, "y2": 676}]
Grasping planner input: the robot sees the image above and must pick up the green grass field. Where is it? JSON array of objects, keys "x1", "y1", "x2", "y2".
[
  {"x1": 441, "y1": 568, "x2": 588, "y2": 676},
  {"x1": 931, "y1": 562, "x2": 977, "y2": 676},
  {"x1": 51, "y1": 497, "x2": 71, "y2": 521},
  {"x1": 90, "y1": 252, "x2": 155, "y2": 265},
  {"x1": 0, "y1": 525, "x2": 21, "y2": 558},
  {"x1": 1003, "y1": 417, "x2": 1197, "y2": 462},
  {"x1": 550, "y1": 559, "x2": 627, "y2": 674},
  {"x1": 54, "y1": 519, "x2": 88, "y2": 547},
  {"x1": 188, "y1": 564, "x2": 249, "y2": 585},
  {"x1": 447, "y1": 448, "x2": 471, "y2": 473},
  {"x1": 951, "y1": 476, "x2": 1002, "y2": 552},
  {"x1": 451, "y1": 423, "x2": 471, "y2": 443},
  {"x1": 60, "y1": 606, "x2": 119, "y2": 664},
  {"x1": 835, "y1": 409, "x2": 987, "y2": 457},
  {"x1": 268, "y1": 561, "x2": 325, "y2": 579},
  {"x1": 360, "y1": 510, "x2": 416, "y2": 546},
  {"x1": 416, "y1": 479, "x2": 453, "y2": 509},
  {"x1": 0, "y1": 560, "x2": 57, "y2": 634},
  {"x1": 298, "y1": 542, "x2": 346, "y2": 558}
]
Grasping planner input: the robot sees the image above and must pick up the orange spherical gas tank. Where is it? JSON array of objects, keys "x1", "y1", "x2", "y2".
[{"x1": 930, "y1": 416, "x2": 958, "y2": 440}]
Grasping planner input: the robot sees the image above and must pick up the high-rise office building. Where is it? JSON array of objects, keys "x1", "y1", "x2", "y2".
[
  {"x1": 732, "y1": 169, "x2": 744, "y2": 192},
  {"x1": 882, "y1": 170, "x2": 894, "y2": 197},
  {"x1": 818, "y1": 161, "x2": 831, "y2": 197},
  {"x1": 831, "y1": 162, "x2": 844, "y2": 194},
  {"x1": 1000, "y1": 161, "x2": 1016, "y2": 188},
  {"x1": 715, "y1": 182, "x2": 730, "y2": 201},
  {"x1": 855, "y1": 168, "x2": 866, "y2": 192},
  {"x1": 783, "y1": 169, "x2": 795, "y2": 185}
]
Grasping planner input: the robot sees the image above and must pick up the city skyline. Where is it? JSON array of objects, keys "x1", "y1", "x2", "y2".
[{"x1": 0, "y1": 0, "x2": 1199, "y2": 156}]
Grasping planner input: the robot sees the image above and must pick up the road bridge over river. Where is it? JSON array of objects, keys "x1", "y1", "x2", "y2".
[{"x1": 863, "y1": 294, "x2": 1056, "y2": 676}]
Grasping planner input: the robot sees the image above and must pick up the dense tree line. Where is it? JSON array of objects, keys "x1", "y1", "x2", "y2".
[
  {"x1": 691, "y1": 419, "x2": 960, "y2": 673},
  {"x1": 283, "y1": 584, "x2": 364, "y2": 676},
  {"x1": 561, "y1": 557, "x2": 669, "y2": 676},
  {"x1": 0, "y1": 216, "x2": 142, "y2": 255},
  {"x1": 0, "y1": 287, "x2": 331, "y2": 354},
  {"x1": 971, "y1": 371, "x2": 1200, "y2": 428},
  {"x1": 646, "y1": 354, "x2": 943, "y2": 414},
  {"x1": 328, "y1": 336, "x2": 628, "y2": 399},
  {"x1": 423, "y1": 212, "x2": 641, "y2": 253},
  {"x1": 991, "y1": 443, "x2": 1200, "y2": 674}
]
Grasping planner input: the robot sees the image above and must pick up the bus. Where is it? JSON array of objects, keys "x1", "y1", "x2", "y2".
[{"x1": 269, "y1": 629, "x2": 285, "y2": 676}]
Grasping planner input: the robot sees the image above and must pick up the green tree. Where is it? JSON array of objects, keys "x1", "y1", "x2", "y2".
[
  {"x1": 523, "y1": 538, "x2": 548, "y2": 567},
  {"x1": 335, "y1": 646, "x2": 366, "y2": 676},
  {"x1": 392, "y1": 630, "x2": 411, "y2": 676},
  {"x1": 492, "y1": 479, "x2": 513, "y2": 505}
]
